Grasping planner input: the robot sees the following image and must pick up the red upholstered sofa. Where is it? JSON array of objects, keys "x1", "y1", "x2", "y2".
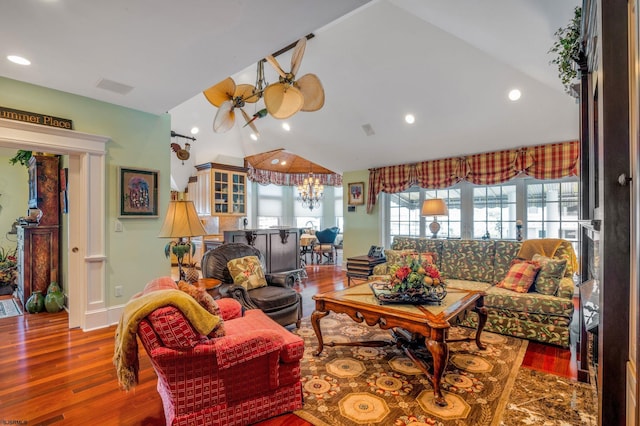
[{"x1": 137, "y1": 300, "x2": 304, "y2": 425}]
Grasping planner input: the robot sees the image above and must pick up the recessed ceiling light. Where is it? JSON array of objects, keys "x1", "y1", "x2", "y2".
[
  {"x1": 250, "y1": 133, "x2": 258, "y2": 141},
  {"x1": 281, "y1": 161, "x2": 287, "y2": 166},
  {"x1": 7, "y1": 55, "x2": 30, "y2": 66},
  {"x1": 282, "y1": 123, "x2": 291, "y2": 131},
  {"x1": 271, "y1": 159, "x2": 279, "y2": 165},
  {"x1": 405, "y1": 114, "x2": 415, "y2": 124},
  {"x1": 190, "y1": 127, "x2": 199, "y2": 135},
  {"x1": 508, "y1": 89, "x2": 521, "y2": 101}
]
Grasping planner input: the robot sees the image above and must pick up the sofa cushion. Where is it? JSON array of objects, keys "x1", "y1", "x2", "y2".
[
  {"x1": 493, "y1": 240, "x2": 523, "y2": 284},
  {"x1": 148, "y1": 306, "x2": 203, "y2": 349},
  {"x1": 532, "y1": 254, "x2": 568, "y2": 296},
  {"x1": 496, "y1": 259, "x2": 541, "y2": 293},
  {"x1": 443, "y1": 279, "x2": 493, "y2": 293},
  {"x1": 484, "y1": 286, "x2": 574, "y2": 317},
  {"x1": 227, "y1": 255, "x2": 268, "y2": 290},
  {"x1": 441, "y1": 240, "x2": 495, "y2": 283}
]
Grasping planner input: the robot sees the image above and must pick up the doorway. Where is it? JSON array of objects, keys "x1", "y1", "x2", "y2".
[{"x1": 0, "y1": 118, "x2": 108, "y2": 329}]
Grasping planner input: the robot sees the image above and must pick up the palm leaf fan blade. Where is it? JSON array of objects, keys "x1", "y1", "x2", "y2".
[
  {"x1": 203, "y1": 77, "x2": 236, "y2": 107},
  {"x1": 265, "y1": 55, "x2": 287, "y2": 78},
  {"x1": 290, "y1": 37, "x2": 307, "y2": 76},
  {"x1": 213, "y1": 100, "x2": 235, "y2": 133},
  {"x1": 240, "y1": 108, "x2": 260, "y2": 135},
  {"x1": 235, "y1": 84, "x2": 259, "y2": 104},
  {"x1": 295, "y1": 73, "x2": 325, "y2": 111},
  {"x1": 264, "y1": 84, "x2": 304, "y2": 119}
]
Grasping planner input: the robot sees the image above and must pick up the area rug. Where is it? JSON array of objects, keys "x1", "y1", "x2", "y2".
[
  {"x1": 293, "y1": 313, "x2": 528, "y2": 426},
  {"x1": 500, "y1": 368, "x2": 597, "y2": 425},
  {"x1": 0, "y1": 298, "x2": 22, "y2": 319}
]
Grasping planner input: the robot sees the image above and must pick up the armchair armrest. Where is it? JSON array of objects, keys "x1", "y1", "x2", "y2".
[{"x1": 218, "y1": 283, "x2": 259, "y2": 309}]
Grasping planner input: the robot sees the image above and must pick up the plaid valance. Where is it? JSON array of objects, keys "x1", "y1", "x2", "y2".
[
  {"x1": 367, "y1": 140, "x2": 579, "y2": 213},
  {"x1": 247, "y1": 165, "x2": 343, "y2": 187}
]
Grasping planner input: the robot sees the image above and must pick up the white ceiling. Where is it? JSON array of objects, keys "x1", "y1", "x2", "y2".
[{"x1": 2, "y1": 0, "x2": 580, "y2": 190}]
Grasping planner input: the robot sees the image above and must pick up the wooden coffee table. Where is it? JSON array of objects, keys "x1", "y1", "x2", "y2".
[{"x1": 311, "y1": 283, "x2": 488, "y2": 407}]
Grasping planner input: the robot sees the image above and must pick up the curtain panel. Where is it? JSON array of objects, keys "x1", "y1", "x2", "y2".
[{"x1": 366, "y1": 140, "x2": 579, "y2": 213}]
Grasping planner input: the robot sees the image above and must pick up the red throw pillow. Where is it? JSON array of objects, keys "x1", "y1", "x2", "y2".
[
  {"x1": 496, "y1": 259, "x2": 541, "y2": 293},
  {"x1": 178, "y1": 281, "x2": 225, "y2": 338}
]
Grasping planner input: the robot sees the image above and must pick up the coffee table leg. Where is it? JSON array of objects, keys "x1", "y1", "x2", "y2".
[
  {"x1": 473, "y1": 297, "x2": 488, "y2": 350},
  {"x1": 427, "y1": 330, "x2": 449, "y2": 407},
  {"x1": 311, "y1": 310, "x2": 329, "y2": 356}
]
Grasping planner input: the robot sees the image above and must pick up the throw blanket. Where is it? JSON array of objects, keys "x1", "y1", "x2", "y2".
[
  {"x1": 113, "y1": 289, "x2": 220, "y2": 391},
  {"x1": 517, "y1": 238, "x2": 578, "y2": 271}
]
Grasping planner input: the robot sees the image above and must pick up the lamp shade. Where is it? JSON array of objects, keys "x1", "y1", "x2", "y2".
[
  {"x1": 158, "y1": 200, "x2": 207, "y2": 238},
  {"x1": 421, "y1": 198, "x2": 448, "y2": 217}
]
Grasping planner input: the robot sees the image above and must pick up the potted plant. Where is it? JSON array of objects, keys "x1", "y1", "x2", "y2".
[
  {"x1": 8, "y1": 149, "x2": 33, "y2": 167},
  {"x1": 549, "y1": 6, "x2": 583, "y2": 96},
  {"x1": 0, "y1": 245, "x2": 18, "y2": 295},
  {"x1": 164, "y1": 238, "x2": 196, "y2": 282}
]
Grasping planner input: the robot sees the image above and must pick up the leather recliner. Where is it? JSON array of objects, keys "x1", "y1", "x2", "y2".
[{"x1": 201, "y1": 243, "x2": 302, "y2": 328}]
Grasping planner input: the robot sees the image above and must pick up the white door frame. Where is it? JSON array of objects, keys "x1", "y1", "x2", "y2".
[{"x1": 0, "y1": 118, "x2": 109, "y2": 330}]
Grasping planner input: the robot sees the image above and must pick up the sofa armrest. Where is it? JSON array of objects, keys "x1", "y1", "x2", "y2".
[
  {"x1": 372, "y1": 263, "x2": 388, "y2": 275},
  {"x1": 556, "y1": 276, "x2": 576, "y2": 299}
]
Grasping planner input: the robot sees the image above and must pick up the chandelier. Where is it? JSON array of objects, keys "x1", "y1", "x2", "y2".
[{"x1": 297, "y1": 172, "x2": 324, "y2": 211}]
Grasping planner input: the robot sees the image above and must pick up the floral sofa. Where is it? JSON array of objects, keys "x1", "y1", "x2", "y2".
[{"x1": 372, "y1": 237, "x2": 577, "y2": 347}]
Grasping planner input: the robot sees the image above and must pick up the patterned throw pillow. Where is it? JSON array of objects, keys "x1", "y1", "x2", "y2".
[
  {"x1": 532, "y1": 254, "x2": 568, "y2": 296},
  {"x1": 178, "y1": 281, "x2": 225, "y2": 337},
  {"x1": 227, "y1": 255, "x2": 268, "y2": 290},
  {"x1": 496, "y1": 259, "x2": 541, "y2": 293}
]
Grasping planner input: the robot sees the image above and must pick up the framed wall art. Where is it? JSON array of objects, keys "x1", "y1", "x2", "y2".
[
  {"x1": 348, "y1": 182, "x2": 365, "y2": 205},
  {"x1": 118, "y1": 166, "x2": 159, "y2": 218}
]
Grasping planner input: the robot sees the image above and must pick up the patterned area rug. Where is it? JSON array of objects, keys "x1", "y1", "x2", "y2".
[
  {"x1": 293, "y1": 313, "x2": 528, "y2": 426},
  {"x1": 0, "y1": 298, "x2": 22, "y2": 319}
]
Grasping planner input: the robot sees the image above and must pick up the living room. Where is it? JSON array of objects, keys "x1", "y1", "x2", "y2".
[{"x1": 0, "y1": 1, "x2": 636, "y2": 425}]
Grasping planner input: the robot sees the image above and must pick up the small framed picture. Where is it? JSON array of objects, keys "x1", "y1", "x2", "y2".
[
  {"x1": 118, "y1": 166, "x2": 159, "y2": 218},
  {"x1": 348, "y1": 182, "x2": 365, "y2": 205}
]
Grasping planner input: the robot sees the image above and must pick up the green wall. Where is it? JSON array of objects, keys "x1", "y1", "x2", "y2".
[
  {"x1": 0, "y1": 77, "x2": 171, "y2": 305},
  {"x1": 342, "y1": 170, "x2": 381, "y2": 260},
  {"x1": 0, "y1": 153, "x2": 28, "y2": 254}
]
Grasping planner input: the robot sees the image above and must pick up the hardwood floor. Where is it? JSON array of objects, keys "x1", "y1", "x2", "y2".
[{"x1": 0, "y1": 263, "x2": 578, "y2": 425}]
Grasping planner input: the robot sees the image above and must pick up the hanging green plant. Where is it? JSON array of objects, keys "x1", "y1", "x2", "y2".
[
  {"x1": 8, "y1": 149, "x2": 33, "y2": 167},
  {"x1": 549, "y1": 6, "x2": 582, "y2": 95}
]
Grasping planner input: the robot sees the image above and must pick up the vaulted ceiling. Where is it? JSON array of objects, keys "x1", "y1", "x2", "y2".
[{"x1": 2, "y1": 1, "x2": 580, "y2": 191}]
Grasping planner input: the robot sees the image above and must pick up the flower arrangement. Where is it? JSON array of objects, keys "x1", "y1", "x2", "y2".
[
  {"x1": 388, "y1": 253, "x2": 443, "y2": 293},
  {"x1": 0, "y1": 246, "x2": 18, "y2": 286}
]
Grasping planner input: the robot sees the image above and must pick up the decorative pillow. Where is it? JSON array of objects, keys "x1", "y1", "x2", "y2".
[
  {"x1": 148, "y1": 306, "x2": 202, "y2": 349},
  {"x1": 178, "y1": 281, "x2": 225, "y2": 338},
  {"x1": 496, "y1": 259, "x2": 541, "y2": 293},
  {"x1": 227, "y1": 255, "x2": 268, "y2": 290},
  {"x1": 532, "y1": 254, "x2": 568, "y2": 295}
]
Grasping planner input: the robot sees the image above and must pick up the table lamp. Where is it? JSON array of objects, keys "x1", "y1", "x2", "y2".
[
  {"x1": 158, "y1": 200, "x2": 207, "y2": 281},
  {"x1": 421, "y1": 198, "x2": 448, "y2": 239}
]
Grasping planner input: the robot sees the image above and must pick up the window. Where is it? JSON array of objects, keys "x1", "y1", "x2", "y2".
[
  {"x1": 383, "y1": 178, "x2": 580, "y2": 253},
  {"x1": 473, "y1": 184, "x2": 517, "y2": 239},
  {"x1": 256, "y1": 184, "x2": 283, "y2": 228},
  {"x1": 526, "y1": 181, "x2": 579, "y2": 251}
]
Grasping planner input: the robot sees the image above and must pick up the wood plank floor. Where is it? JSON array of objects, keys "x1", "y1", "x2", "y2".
[{"x1": 0, "y1": 263, "x2": 578, "y2": 425}]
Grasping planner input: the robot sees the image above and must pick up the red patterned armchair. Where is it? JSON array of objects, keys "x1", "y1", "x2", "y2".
[{"x1": 136, "y1": 297, "x2": 304, "y2": 425}]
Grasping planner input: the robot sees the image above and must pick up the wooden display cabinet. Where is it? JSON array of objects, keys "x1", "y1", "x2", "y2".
[
  {"x1": 17, "y1": 154, "x2": 61, "y2": 307},
  {"x1": 194, "y1": 163, "x2": 247, "y2": 216}
]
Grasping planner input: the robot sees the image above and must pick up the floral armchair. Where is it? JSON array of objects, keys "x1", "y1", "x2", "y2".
[{"x1": 130, "y1": 278, "x2": 304, "y2": 426}]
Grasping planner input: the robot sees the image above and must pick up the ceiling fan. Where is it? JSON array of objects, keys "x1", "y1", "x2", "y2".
[
  {"x1": 264, "y1": 37, "x2": 325, "y2": 119},
  {"x1": 203, "y1": 34, "x2": 325, "y2": 133},
  {"x1": 202, "y1": 77, "x2": 261, "y2": 134}
]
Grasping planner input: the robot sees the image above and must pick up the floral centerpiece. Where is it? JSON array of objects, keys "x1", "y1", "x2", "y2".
[
  {"x1": 0, "y1": 246, "x2": 18, "y2": 295},
  {"x1": 371, "y1": 253, "x2": 447, "y2": 305}
]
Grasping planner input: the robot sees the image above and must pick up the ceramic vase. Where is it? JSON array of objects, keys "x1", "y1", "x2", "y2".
[{"x1": 26, "y1": 291, "x2": 45, "y2": 314}]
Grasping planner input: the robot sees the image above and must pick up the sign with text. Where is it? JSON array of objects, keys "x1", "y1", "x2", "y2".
[{"x1": 0, "y1": 106, "x2": 73, "y2": 130}]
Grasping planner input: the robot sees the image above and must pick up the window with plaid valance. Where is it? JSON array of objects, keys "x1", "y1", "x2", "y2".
[{"x1": 366, "y1": 140, "x2": 579, "y2": 213}]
